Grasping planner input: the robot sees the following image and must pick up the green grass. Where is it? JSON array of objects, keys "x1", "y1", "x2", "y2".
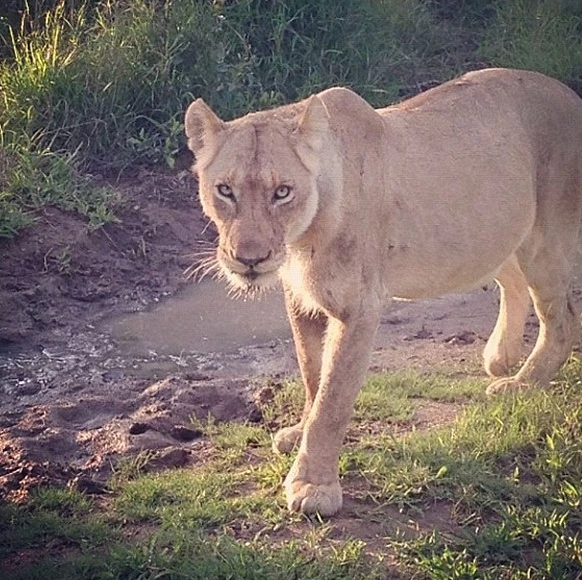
[
  {"x1": 1, "y1": 0, "x2": 581, "y2": 237},
  {"x1": 0, "y1": 139, "x2": 120, "y2": 237},
  {"x1": 2, "y1": 361, "x2": 582, "y2": 578},
  {"x1": 481, "y1": 0, "x2": 582, "y2": 81}
]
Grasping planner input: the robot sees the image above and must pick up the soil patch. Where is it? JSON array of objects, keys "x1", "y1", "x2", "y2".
[{"x1": 0, "y1": 168, "x2": 211, "y2": 346}]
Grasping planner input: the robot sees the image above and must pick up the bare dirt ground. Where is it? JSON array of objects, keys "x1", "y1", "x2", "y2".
[{"x1": 0, "y1": 168, "x2": 578, "y2": 504}]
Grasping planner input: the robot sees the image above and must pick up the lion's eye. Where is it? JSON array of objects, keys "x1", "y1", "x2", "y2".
[
  {"x1": 216, "y1": 183, "x2": 235, "y2": 201},
  {"x1": 273, "y1": 185, "x2": 293, "y2": 203}
]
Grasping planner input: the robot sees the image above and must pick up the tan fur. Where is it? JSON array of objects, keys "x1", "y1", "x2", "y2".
[{"x1": 185, "y1": 68, "x2": 582, "y2": 516}]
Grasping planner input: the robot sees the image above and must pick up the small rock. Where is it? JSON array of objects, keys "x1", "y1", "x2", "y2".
[
  {"x1": 102, "y1": 369, "x2": 125, "y2": 382},
  {"x1": 444, "y1": 331, "x2": 477, "y2": 346},
  {"x1": 0, "y1": 468, "x2": 27, "y2": 491},
  {"x1": 146, "y1": 448, "x2": 190, "y2": 471},
  {"x1": 413, "y1": 327, "x2": 433, "y2": 340},
  {"x1": 247, "y1": 404, "x2": 263, "y2": 424},
  {"x1": 17, "y1": 382, "x2": 42, "y2": 396},
  {"x1": 255, "y1": 385, "x2": 274, "y2": 405},
  {"x1": 184, "y1": 372, "x2": 211, "y2": 381},
  {"x1": 169, "y1": 425, "x2": 203, "y2": 442},
  {"x1": 68, "y1": 475, "x2": 108, "y2": 495},
  {"x1": 129, "y1": 422, "x2": 149, "y2": 435}
]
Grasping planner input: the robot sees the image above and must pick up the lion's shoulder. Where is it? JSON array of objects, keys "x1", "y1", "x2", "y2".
[{"x1": 313, "y1": 87, "x2": 385, "y2": 146}]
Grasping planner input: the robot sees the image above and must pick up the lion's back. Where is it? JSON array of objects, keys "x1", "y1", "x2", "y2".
[{"x1": 381, "y1": 68, "x2": 582, "y2": 153}]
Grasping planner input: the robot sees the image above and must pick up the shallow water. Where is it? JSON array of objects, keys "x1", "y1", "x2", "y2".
[{"x1": 104, "y1": 280, "x2": 291, "y2": 356}]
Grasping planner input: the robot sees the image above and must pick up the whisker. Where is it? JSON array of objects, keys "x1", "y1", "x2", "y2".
[
  {"x1": 192, "y1": 239, "x2": 216, "y2": 248},
  {"x1": 183, "y1": 249, "x2": 221, "y2": 281},
  {"x1": 200, "y1": 220, "x2": 216, "y2": 237},
  {"x1": 182, "y1": 235, "x2": 220, "y2": 281},
  {"x1": 189, "y1": 262, "x2": 216, "y2": 281}
]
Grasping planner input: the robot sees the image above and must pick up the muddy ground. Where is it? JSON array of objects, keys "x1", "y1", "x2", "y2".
[{"x1": 0, "y1": 167, "x2": 576, "y2": 503}]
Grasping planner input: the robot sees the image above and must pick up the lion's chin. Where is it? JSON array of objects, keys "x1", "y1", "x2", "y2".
[{"x1": 224, "y1": 268, "x2": 280, "y2": 297}]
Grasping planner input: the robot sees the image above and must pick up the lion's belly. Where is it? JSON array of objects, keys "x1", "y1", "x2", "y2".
[
  {"x1": 389, "y1": 261, "x2": 502, "y2": 300},
  {"x1": 382, "y1": 204, "x2": 535, "y2": 300}
]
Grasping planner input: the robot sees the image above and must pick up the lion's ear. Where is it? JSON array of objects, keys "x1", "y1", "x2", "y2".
[
  {"x1": 298, "y1": 95, "x2": 329, "y2": 153},
  {"x1": 185, "y1": 98, "x2": 225, "y2": 155}
]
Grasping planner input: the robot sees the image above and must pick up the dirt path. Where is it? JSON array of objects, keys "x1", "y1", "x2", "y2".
[{"x1": 0, "y1": 170, "x2": 575, "y2": 501}]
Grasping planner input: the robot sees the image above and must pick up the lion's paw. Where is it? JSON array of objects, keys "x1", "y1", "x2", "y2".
[
  {"x1": 486, "y1": 377, "x2": 529, "y2": 396},
  {"x1": 284, "y1": 478, "x2": 342, "y2": 516},
  {"x1": 272, "y1": 424, "x2": 303, "y2": 454}
]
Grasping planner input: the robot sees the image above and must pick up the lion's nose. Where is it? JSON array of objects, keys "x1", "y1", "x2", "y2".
[{"x1": 235, "y1": 251, "x2": 272, "y2": 268}]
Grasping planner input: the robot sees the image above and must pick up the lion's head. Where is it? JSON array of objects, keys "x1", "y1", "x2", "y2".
[{"x1": 185, "y1": 97, "x2": 329, "y2": 293}]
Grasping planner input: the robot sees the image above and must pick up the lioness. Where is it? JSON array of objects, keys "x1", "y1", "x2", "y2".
[{"x1": 185, "y1": 68, "x2": 582, "y2": 516}]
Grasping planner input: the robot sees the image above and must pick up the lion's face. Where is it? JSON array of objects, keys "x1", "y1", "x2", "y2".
[{"x1": 185, "y1": 98, "x2": 328, "y2": 293}]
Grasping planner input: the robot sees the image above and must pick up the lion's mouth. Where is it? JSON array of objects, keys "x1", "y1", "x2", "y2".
[
  {"x1": 217, "y1": 252, "x2": 282, "y2": 292},
  {"x1": 241, "y1": 269, "x2": 260, "y2": 281},
  {"x1": 224, "y1": 265, "x2": 280, "y2": 293}
]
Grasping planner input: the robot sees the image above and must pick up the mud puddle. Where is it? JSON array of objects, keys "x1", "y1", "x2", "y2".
[
  {"x1": 102, "y1": 280, "x2": 291, "y2": 356},
  {"x1": 0, "y1": 279, "x2": 298, "y2": 500},
  {"x1": 98, "y1": 277, "x2": 506, "y2": 378}
]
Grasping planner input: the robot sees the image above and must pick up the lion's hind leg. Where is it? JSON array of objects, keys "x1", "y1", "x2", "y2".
[
  {"x1": 487, "y1": 147, "x2": 582, "y2": 395},
  {"x1": 487, "y1": 252, "x2": 580, "y2": 395},
  {"x1": 483, "y1": 255, "x2": 530, "y2": 378}
]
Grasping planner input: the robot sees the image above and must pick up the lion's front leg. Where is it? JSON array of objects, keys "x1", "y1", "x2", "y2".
[
  {"x1": 284, "y1": 305, "x2": 380, "y2": 516},
  {"x1": 273, "y1": 292, "x2": 327, "y2": 454}
]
